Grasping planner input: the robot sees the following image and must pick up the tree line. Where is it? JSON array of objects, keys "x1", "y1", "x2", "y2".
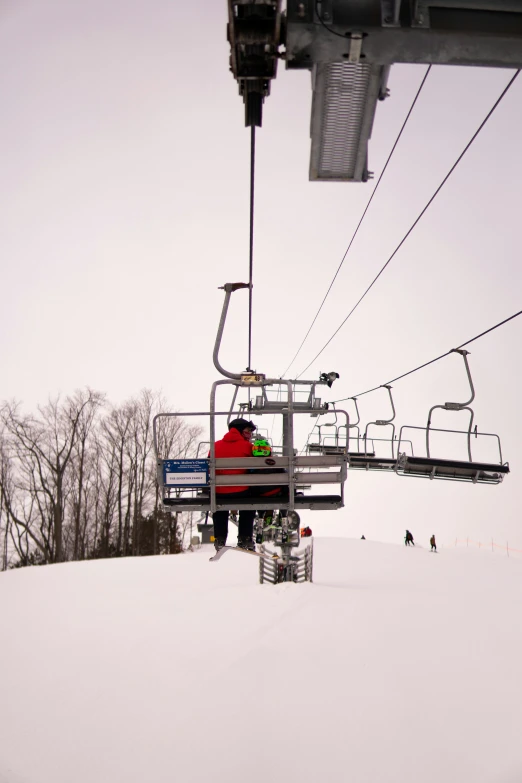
[{"x1": 0, "y1": 390, "x2": 202, "y2": 569}]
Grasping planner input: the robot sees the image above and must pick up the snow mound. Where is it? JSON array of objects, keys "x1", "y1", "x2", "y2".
[{"x1": 1, "y1": 539, "x2": 522, "y2": 783}]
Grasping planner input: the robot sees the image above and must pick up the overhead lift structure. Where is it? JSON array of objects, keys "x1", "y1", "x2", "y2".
[{"x1": 227, "y1": 0, "x2": 522, "y2": 180}]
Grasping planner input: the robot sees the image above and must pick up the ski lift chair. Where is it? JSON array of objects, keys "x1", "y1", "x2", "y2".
[
  {"x1": 347, "y1": 386, "x2": 399, "y2": 472},
  {"x1": 307, "y1": 399, "x2": 367, "y2": 457},
  {"x1": 396, "y1": 349, "x2": 509, "y2": 484},
  {"x1": 307, "y1": 414, "x2": 350, "y2": 456},
  {"x1": 154, "y1": 282, "x2": 349, "y2": 514},
  {"x1": 155, "y1": 394, "x2": 350, "y2": 513}
]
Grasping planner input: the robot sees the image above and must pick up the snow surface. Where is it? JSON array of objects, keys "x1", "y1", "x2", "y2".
[{"x1": 1, "y1": 538, "x2": 522, "y2": 783}]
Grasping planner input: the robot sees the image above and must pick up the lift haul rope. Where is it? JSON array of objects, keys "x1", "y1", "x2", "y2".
[
  {"x1": 331, "y1": 308, "x2": 522, "y2": 403},
  {"x1": 247, "y1": 125, "x2": 256, "y2": 372},
  {"x1": 282, "y1": 64, "x2": 432, "y2": 377},
  {"x1": 295, "y1": 68, "x2": 521, "y2": 380}
]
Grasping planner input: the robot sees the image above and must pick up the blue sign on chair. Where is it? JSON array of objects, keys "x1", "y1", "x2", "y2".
[{"x1": 163, "y1": 459, "x2": 209, "y2": 487}]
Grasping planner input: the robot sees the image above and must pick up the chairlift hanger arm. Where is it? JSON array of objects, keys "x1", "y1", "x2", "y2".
[
  {"x1": 375, "y1": 384, "x2": 395, "y2": 425},
  {"x1": 426, "y1": 349, "x2": 475, "y2": 427},
  {"x1": 348, "y1": 397, "x2": 360, "y2": 428},
  {"x1": 363, "y1": 386, "x2": 396, "y2": 457},
  {"x1": 214, "y1": 283, "x2": 252, "y2": 380},
  {"x1": 446, "y1": 349, "x2": 475, "y2": 408}
]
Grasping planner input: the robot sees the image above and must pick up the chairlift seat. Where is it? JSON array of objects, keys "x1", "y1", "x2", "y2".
[
  {"x1": 348, "y1": 456, "x2": 397, "y2": 471},
  {"x1": 307, "y1": 443, "x2": 377, "y2": 458},
  {"x1": 307, "y1": 443, "x2": 353, "y2": 456},
  {"x1": 398, "y1": 456, "x2": 509, "y2": 484},
  {"x1": 162, "y1": 494, "x2": 342, "y2": 511}
]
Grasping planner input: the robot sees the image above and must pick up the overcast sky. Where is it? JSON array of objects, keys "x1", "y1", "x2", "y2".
[{"x1": 1, "y1": 1, "x2": 521, "y2": 549}]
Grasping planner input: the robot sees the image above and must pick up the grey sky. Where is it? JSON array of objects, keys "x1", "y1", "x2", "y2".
[{"x1": 1, "y1": 1, "x2": 521, "y2": 549}]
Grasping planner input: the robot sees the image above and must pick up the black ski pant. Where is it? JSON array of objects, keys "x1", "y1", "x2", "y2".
[
  {"x1": 212, "y1": 483, "x2": 290, "y2": 543},
  {"x1": 212, "y1": 490, "x2": 256, "y2": 543}
]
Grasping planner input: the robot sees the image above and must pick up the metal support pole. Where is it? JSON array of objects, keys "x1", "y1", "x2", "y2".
[
  {"x1": 210, "y1": 381, "x2": 238, "y2": 513},
  {"x1": 213, "y1": 283, "x2": 250, "y2": 380}
]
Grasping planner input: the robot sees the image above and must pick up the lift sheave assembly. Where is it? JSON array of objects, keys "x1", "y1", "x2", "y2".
[{"x1": 227, "y1": 0, "x2": 522, "y2": 181}]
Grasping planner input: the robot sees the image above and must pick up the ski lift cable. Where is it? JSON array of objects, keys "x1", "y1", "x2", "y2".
[
  {"x1": 281, "y1": 65, "x2": 432, "y2": 378},
  {"x1": 330, "y1": 307, "x2": 522, "y2": 403},
  {"x1": 248, "y1": 125, "x2": 256, "y2": 372},
  {"x1": 295, "y1": 68, "x2": 521, "y2": 380},
  {"x1": 301, "y1": 306, "x2": 522, "y2": 455}
]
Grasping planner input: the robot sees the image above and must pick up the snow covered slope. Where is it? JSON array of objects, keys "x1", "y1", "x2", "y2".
[{"x1": 1, "y1": 539, "x2": 522, "y2": 783}]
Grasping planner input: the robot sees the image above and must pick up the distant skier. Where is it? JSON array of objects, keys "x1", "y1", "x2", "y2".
[
  {"x1": 405, "y1": 530, "x2": 415, "y2": 546},
  {"x1": 430, "y1": 534, "x2": 437, "y2": 552},
  {"x1": 361, "y1": 535, "x2": 366, "y2": 540}
]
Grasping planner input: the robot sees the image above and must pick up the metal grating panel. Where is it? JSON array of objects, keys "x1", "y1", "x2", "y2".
[{"x1": 309, "y1": 62, "x2": 385, "y2": 182}]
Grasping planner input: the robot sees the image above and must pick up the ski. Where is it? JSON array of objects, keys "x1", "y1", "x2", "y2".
[{"x1": 209, "y1": 546, "x2": 279, "y2": 562}]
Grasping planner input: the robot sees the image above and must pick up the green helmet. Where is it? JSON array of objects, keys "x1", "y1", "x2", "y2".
[{"x1": 252, "y1": 438, "x2": 271, "y2": 457}]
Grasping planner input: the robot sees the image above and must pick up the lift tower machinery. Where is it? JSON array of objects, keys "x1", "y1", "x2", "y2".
[{"x1": 227, "y1": 0, "x2": 522, "y2": 181}]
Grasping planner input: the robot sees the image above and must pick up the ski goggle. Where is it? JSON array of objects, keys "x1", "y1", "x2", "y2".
[{"x1": 252, "y1": 439, "x2": 271, "y2": 457}]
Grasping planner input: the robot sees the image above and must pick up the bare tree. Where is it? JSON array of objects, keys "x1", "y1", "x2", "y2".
[
  {"x1": 0, "y1": 388, "x2": 203, "y2": 566},
  {"x1": 0, "y1": 428, "x2": 49, "y2": 565},
  {"x1": 99, "y1": 402, "x2": 135, "y2": 556},
  {"x1": 89, "y1": 430, "x2": 119, "y2": 558},
  {"x1": 127, "y1": 391, "x2": 156, "y2": 556},
  {"x1": 0, "y1": 390, "x2": 103, "y2": 562},
  {"x1": 67, "y1": 391, "x2": 105, "y2": 559},
  {"x1": 153, "y1": 405, "x2": 202, "y2": 556}
]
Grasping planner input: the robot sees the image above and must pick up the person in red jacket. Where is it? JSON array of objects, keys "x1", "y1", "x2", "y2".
[{"x1": 212, "y1": 418, "x2": 257, "y2": 551}]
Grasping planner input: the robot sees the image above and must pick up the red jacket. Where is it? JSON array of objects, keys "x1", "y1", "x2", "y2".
[{"x1": 214, "y1": 428, "x2": 253, "y2": 493}]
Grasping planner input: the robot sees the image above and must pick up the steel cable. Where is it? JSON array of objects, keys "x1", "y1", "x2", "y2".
[
  {"x1": 301, "y1": 306, "x2": 522, "y2": 454},
  {"x1": 248, "y1": 125, "x2": 256, "y2": 371},
  {"x1": 296, "y1": 69, "x2": 521, "y2": 380},
  {"x1": 331, "y1": 308, "x2": 522, "y2": 403},
  {"x1": 282, "y1": 64, "x2": 432, "y2": 377}
]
